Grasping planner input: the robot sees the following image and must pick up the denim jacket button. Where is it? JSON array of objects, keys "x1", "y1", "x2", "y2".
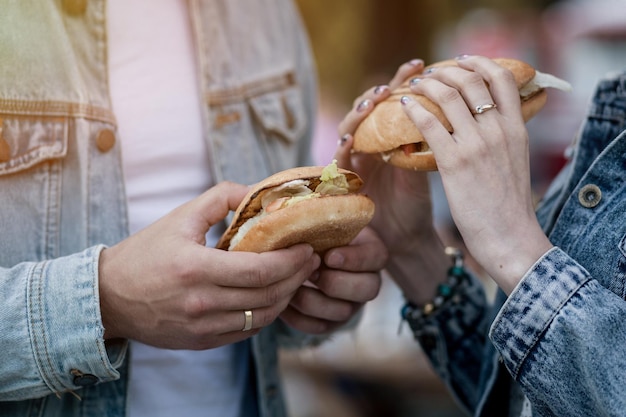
[
  {"x1": 96, "y1": 129, "x2": 116, "y2": 153},
  {"x1": 0, "y1": 136, "x2": 10, "y2": 163},
  {"x1": 578, "y1": 184, "x2": 602, "y2": 208},
  {"x1": 62, "y1": 0, "x2": 87, "y2": 16},
  {"x1": 71, "y1": 370, "x2": 98, "y2": 387}
]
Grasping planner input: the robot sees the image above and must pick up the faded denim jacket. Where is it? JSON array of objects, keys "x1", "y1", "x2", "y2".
[
  {"x1": 414, "y1": 71, "x2": 626, "y2": 416},
  {"x1": 0, "y1": 1, "x2": 317, "y2": 416}
]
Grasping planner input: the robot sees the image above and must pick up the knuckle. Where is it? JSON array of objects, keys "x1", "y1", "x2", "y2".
[
  {"x1": 263, "y1": 285, "x2": 281, "y2": 306},
  {"x1": 492, "y1": 66, "x2": 515, "y2": 85},
  {"x1": 246, "y1": 262, "x2": 271, "y2": 287},
  {"x1": 182, "y1": 293, "x2": 214, "y2": 319},
  {"x1": 464, "y1": 72, "x2": 486, "y2": 89},
  {"x1": 418, "y1": 111, "x2": 441, "y2": 132},
  {"x1": 435, "y1": 86, "x2": 461, "y2": 106},
  {"x1": 255, "y1": 308, "x2": 276, "y2": 328}
]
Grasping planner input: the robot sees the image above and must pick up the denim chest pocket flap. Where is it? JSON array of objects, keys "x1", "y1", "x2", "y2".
[
  {"x1": 0, "y1": 115, "x2": 68, "y2": 176},
  {"x1": 247, "y1": 82, "x2": 307, "y2": 144}
]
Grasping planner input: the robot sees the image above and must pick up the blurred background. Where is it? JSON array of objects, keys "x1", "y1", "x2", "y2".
[{"x1": 280, "y1": 0, "x2": 626, "y2": 416}]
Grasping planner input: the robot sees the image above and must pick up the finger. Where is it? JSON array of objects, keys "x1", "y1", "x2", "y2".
[
  {"x1": 408, "y1": 77, "x2": 479, "y2": 134},
  {"x1": 388, "y1": 58, "x2": 425, "y2": 90},
  {"x1": 422, "y1": 65, "x2": 498, "y2": 117},
  {"x1": 279, "y1": 305, "x2": 335, "y2": 335},
  {"x1": 455, "y1": 55, "x2": 523, "y2": 119},
  {"x1": 333, "y1": 133, "x2": 355, "y2": 171},
  {"x1": 187, "y1": 181, "x2": 250, "y2": 227},
  {"x1": 313, "y1": 269, "x2": 381, "y2": 303},
  {"x1": 209, "y1": 244, "x2": 319, "y2": 287},
  {"x1": 338, "y1": 92, "x2": 384, "y2": 138},
  {"x1": 323, "y1": 227, "x2": 388, "y2": 272},
  {"x1": 283, "y1": 287, "x2": 358, "y2": 326},
  {"x1": 400, "y1": 95, "x2": 456, "y2": 163}
]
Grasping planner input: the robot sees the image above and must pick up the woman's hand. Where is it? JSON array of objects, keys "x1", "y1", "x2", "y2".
[
  {"x1": 333, "y1": 58, "x2": 450, "y2": 305},
  {"x1": 400, "y1": 55, "x2": 553, "y2": 293}
]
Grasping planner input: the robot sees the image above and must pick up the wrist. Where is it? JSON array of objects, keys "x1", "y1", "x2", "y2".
[
  {"x1": 401, "y1": 247, "x2": 470, "y2": 337},
  {"x1": 385, "y1": 231, "x2": 449, "y2": 305}
]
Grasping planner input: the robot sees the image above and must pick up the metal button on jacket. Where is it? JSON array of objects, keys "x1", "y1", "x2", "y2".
[
  {"x1": 0, "y1": 136, "x2": 10, "y2": 163},
  {"x1": 96, "y1": 129, "x2": 116, "y2": 153},
  {"x1": 578, "y1": 184, "x2": 602, "y2": 208},
  {"x1": 71, "y1": 369, "x2": 98, "y2": 387},
  {"x1": 62, "y1": 0, "x2": 87, "y2": 16}
]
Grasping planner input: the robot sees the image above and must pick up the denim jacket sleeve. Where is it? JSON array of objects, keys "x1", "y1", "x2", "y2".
[
  {"x1": 490, "y1": 247, "x2": 626, "y2": 416},
  {"x1": 0, "y1": 245, "x2": 127, "y2": 400}
]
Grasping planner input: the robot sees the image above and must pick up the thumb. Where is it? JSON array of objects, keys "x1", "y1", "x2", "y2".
[
  {"x1": 188, "y1": 181, "x2": 250, "y2": 230},
  {"x1": 333, "y1": 133, "x2": 355, "y2": 171}
]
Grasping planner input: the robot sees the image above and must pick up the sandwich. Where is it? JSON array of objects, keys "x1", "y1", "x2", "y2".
[
  {"x1": 352, "y1": 57, "x2": 572, "y2": 171},
  {"x1": 216, "y1": 160, "x2": 375, "y2": 254}
]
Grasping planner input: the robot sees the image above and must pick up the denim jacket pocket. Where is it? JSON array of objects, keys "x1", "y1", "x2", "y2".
[
  {"x1": 247, "y1": 72, "x2": 308, "y2": 172},
  {"x1": 0, "y1": 114, "x2": 68, "y2": 176},
  {"x1": 248, "y1": 78, "x2": 307, "y2": 144},
  {"x1": 208, "y1": 70, "x2": 310, "y2": 185}
]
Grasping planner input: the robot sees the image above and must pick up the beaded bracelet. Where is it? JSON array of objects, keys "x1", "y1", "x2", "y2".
[{"x1": 400, "y1": 247, "x2": 469, "y2": 333}]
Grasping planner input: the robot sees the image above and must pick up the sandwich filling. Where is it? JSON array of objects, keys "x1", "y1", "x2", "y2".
[{"x1": 228, "y1": 161, "x2": 351, "y2": 250}]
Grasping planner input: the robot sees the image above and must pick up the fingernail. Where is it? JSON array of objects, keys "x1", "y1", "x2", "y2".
[
  {"x1": 455, "y1": 54, "x2": 470, "y2": 60},
  {"x1": 409, "y1": 77, "x2": 422, "y2": 87},
  {"x1": 424, "y1": 67, "x2": 437, "y2": 74},
  {"x1": 400, "y1": 95, "x2": 413, "y2": 105},
  {"x1": 374, "y1": 85, "x2": 389, "y2": 95},
  {"x1": 356, "y1": 99, "x2": 372, "y2": 112},
  {"x1": 326, "y1": 251, "x2": 345, "y2": 268},
  {"x1": 408, "y1": 59, "x2": 424, "y2": 67},
  {"x1": 337, "y1": 133, "x2": 350, "y2": 146}
]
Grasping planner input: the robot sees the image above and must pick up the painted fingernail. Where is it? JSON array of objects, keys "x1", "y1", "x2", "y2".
[
  {"x1": 374, "y1": 85, "x2": 389, "y2": 95},
  {"x1": 408, "y1": 59, "x2": 424, "y2": 67},
  {"x1": 424, "y1": 67, "x2": 437, "y2": 74},
  {"x1": 356, "y1": 99, "x2": 372, "y2": 112},
  {"x1": 409, "y1": 77, "x2": 422, "y2": 87},
  {"x1": 455, "y1": 54, "x2": 470, "y2": 60},
  {"x1": 400, "y1": 96, "x2": 413, "y2": 105},
  {"x1": 338, "y1": 133, "x2": 350, "y2": 146}
]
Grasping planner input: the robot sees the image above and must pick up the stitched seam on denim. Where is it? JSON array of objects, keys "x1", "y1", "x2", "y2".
[
  {"x1": 206, "y1": 71, "x2": 296, "y2": 105},
  {"x1": 511, "y1": 277, "x2": 591, "y2": 379},
  {"x1": 90, "y1": 247, "x2": 119, "y2": 379},
  {"x1": 0, "y1": 99, "x2": 116, "y2": 125},
  {"x1": 28, "y1": 261, "x2": 65, "y2": 394}
]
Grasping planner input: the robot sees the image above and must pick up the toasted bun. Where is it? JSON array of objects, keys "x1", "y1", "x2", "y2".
[
  {"x1": 216, "y1": 166, "x2": 375, "y2": 254},
  {"x1": 353, "y1": 58, "x2": 555, "y2": 171}
]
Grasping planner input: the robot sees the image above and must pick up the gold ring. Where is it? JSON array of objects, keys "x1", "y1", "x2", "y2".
[
  {"x1": 473, "y1": 103, "x2": 497, "y2": 114},
  {"x1": 242, "y1": 310, "x2": 253, "y2": 332}
]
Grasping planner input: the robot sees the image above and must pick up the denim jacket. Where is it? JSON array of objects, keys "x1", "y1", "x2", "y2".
[
  {"x1": 414, "y1": 71, "x2": 626, "y2": 417},
  {"x1": 0, "y1": 1, "x2": 317, "y2": 416}
]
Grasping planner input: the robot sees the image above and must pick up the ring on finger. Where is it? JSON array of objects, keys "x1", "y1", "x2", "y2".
[
  {"x1": 242, "y1": 310, "x2": 253, "y2": 332},
  {"x1": 473, "y1": 103, "x2": 497, "y2": 115}
]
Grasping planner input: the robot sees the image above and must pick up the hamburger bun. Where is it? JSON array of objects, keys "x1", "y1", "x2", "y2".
[
  {"x1": 216, "y1": 162, "x2": 375, "y2": 254},
  {"x1": 353, "y1": 57, "x2": 571, "y2": 171}
]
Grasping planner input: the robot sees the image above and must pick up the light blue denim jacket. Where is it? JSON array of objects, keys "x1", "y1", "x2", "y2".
[
  {"x1": 0, "y1": 1, "x2": 317, "y2": 416},
  {"x1": 414, "y1": 72, "x2": 626, "y2": 416}
]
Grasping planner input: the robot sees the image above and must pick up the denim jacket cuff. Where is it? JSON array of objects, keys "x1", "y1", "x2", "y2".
[
  {"x1": 489, "y1": 247, "x2": 591, "y2": 379},
  {"x1": 29, "y1": 245, "x2": 127, "y2": 395}
]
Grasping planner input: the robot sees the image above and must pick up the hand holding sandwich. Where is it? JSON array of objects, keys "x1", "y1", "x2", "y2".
[
  {"x1": 98, "y1": 181, "x2": 321, "y2": 350},
  {"x1": 337, "y1": 55, "x2": 562, "y2": 298},
  {"x1": 216, "y1": 162, "x2": 386, "y2": 335}
]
